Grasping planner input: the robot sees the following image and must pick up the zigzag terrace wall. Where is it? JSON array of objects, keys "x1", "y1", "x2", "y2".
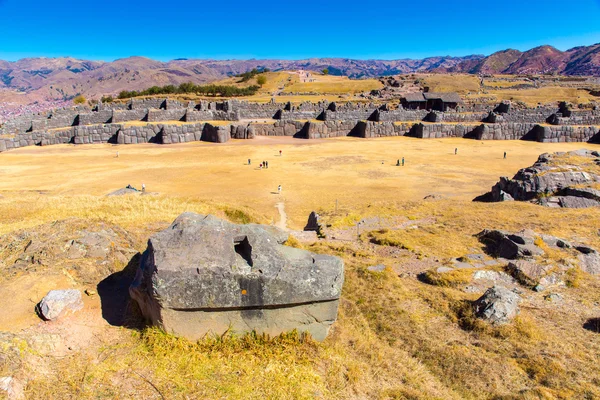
[{"x1": 2, "y1": 98, "x2": 600, "y2": 153}]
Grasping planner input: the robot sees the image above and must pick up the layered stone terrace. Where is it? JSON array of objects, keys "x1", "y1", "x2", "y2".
[{"x1": 0, "y1": 98, "x2": 599, "y2": 152}]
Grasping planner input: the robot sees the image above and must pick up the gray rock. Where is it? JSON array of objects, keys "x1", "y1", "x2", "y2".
[
  {"x1": 540, "y1": 234, "x2": 571, "y2": 249},
  {"x1": 477, "y1": 151, "x2": 600, "y2": 208},
  {"x1": 304, "y1": 211, "x2": 325, "y2": 237},
  {"x1": 37, "y1": 289, "x2": 83, "y2": 321},
  {"x1": 473, "y1": 270, "x2": 515, "y2": 285},
  {"x1": 367, "y1": 264, "x2": 386, "y2": 272},
  {"x1": 544, "y1": 293, "x2": 563, "y2": 302},
  {"x1": 130, "y1": 213, "x2": 344, "y2": 341},
  {"x1": 506, "y1": 260, "x2": 553, "y2": 287},
  {"x1": 473, "y1": 286, "x2": 521, "y2": 325},
  {"x1": 533, "y1": 284, "x2": 545, "y2": 292},
  {"x1": 478, "y1": 229, "x2": 544, "y2": 259},
  {"x1": 106, "y1": 187, "x2": 140, "y2": 197},
  {"x1": 465, "y1": 254, "x2": 485, "y2": 262},
  {"x1": 577, "y1": 246, "x2": 600, "y2": 275}
]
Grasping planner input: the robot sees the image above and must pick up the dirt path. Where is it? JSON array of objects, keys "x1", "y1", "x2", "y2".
[{"x1": 275, "y1": 202, "x2": 288, "y2": 231}]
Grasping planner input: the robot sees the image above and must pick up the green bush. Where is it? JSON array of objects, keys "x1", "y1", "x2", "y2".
[
  {"x1": 117, "y1": 83, "x2": 260, "y2": 99},
  {"x1": 73, "y1": 95, "x2": 86, "y2": 105}
]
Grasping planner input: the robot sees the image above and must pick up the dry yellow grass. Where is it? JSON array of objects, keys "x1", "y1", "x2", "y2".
[
  {"x1": 485, "y1": 86, "x2": 598, "y2": 106},
  {"x1": 2, "y1": 137, "x2": 600, "y2": 399},
  {"x1": 420, "y1": 74, "x2": 481, "y2": 94},
  {"x1": 1, "y1": 136, "x2": 597, "y2": 230},
  {"x1": 284, "y1": 75, "x2": 382, "y2": 95}
]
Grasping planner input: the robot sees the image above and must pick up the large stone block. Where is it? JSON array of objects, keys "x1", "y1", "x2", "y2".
[{"x1": 130, "y1": 213, "x2": 344, "y2": 341}]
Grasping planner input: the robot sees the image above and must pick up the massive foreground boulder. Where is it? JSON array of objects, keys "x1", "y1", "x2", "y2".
[
  {"x1": 130, "y1": 213, "x2": 344, "y2": 341},
  {"x1": 475, "y1": 150, "x2": 600, "y2": 208}
]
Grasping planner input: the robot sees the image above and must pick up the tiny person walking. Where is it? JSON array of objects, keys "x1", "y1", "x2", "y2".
[
  {"x1": 248, "y1": 158, "x2": 251, "y2": 165},
  {"x1": 503, "y1": 151, "x2": 507, "y2": 159},
  {"x1": 279, "y1": 150, "x2": 282, "y2": 156},
  {"x1": 142, "y1": 183, "x2": 146, "y2": 193},
  {"x1": 455, "y1": 148, "x2": 458, "y2": 155},
  {"x1": 278, "y1": 185, "x2": 282, "y2": 194},
  {"x1": 402, "y1": 157, "x2": 405, "y2": 167}
]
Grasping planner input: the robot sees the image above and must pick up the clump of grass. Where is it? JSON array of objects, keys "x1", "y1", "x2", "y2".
[
  {"x1": 565, "y1": 267, "x2": 584, "y2": 288},
  {"x1": 419, "y1": 269, "x2": 474, "y2": 288},
  {"x1": 283, "y1": 235, "x2": 303, "y2": 249},
  {"x1": 222, "y1": 206, "x2": 258, "y2": 224},
  {"x1": 367, "y1": 229, "x2": 414, "y2": 251}
]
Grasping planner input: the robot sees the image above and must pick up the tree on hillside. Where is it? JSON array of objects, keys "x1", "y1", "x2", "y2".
[
  {"x1": 322, "y1": 68, "x2": 329, "y2": 75},
  {"x1": 73, "y1": 95, "x2": 86, "y2": 105},
  {"x1": 257, "y1": 75, "x2": 267, "y2": 86}
]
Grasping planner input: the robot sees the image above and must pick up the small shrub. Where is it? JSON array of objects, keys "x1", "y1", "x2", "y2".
[
  {"x1": 73, "y1": 95, "x2": 86, "y2": 105},
  {"x1": 256, "y1": 75, "x2": 267, "y2": 86}
]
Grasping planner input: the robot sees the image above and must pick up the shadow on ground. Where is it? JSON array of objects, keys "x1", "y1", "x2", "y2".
[
  {"x1": 583, "y1": 318, "x2": 600, "y2": 333},
  {"x1": 97, "y1": 253, "x2": 145, "y2": 329}
]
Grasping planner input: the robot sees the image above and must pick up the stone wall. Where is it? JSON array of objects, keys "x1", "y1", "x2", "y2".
[
  {"x1": 535, "y1": 125, "x2": 600, "y2": 143},
  {"x1": 112, "y1": 109, "x2": 148, "y2": 123},
  {"x1": 408, "y1": 123, "x2": 482, "y2": 139},
  {"x1": 78, "y1": 110, "x2": 113, "y2": 126},
  {"x1": 474, "y1": 123, "x2": 538, "y2": 140},
  {"x1": 147, "y1": 109, "x2": 187, "y2": 122}
]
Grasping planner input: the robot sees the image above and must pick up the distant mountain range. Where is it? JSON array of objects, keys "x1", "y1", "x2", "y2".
[{"x1": 0, "y1": 44, "x2": 599, "y2": 105}]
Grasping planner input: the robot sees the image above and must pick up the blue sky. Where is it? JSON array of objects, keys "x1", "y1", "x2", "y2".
[{"x1": 1, "y1": 0, "x2": 599, "y2": 61}]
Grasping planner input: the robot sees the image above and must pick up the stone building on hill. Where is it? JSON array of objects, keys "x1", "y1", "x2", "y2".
[{"x1": 402, "y1": 92, "x2": 463, "y2": 111}]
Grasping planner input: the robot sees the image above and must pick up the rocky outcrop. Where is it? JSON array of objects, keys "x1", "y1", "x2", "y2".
[
  {"x1": 577, "y1": 246, "x2": 600, "y2": 275},
  {"x1": 304, "y1": 211, "x2": 325, "y2": 238},
  {"x1": 37, "y1": 290, "x2": 83, "y2": 321},
  {"x1": 473, "y1": 286, "x2": 521, "y2": 325},
  {"x1": 476, "y1": 150, "x2": 600, "y2": 208},
  {"x1": 130, "y1": 213, "x2": 344, "y2": 341},
  {"x1": 477, "y1": 229, "x2": 544, "y2": 259},
  {"x1": 506, "y1": 260, "x2": 564, "y2": 289}
]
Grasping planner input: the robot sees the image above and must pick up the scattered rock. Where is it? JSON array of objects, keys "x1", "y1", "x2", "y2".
[
  {"x1": 37, "y1": 289, "x2": 83, "y2": 321},
  {"x1": 130, "y1": 213, "x2": 344, "y2": 341},
  {"x1": 367, "y1": 265, "x2": 386, "y2": 272},
  {"x1": 304, "y1": 211, "x2": 325, "y2": 238},
  {"x1": 106, "y1": 187, "x2": 140, "y2": 197},
  {"x1": 533, "y1": 284, "x2": 545, "y2": 292},
  {"x1": 452, "y1": 259, "x2": 475, "y2": 269},
  {"x1": 476, "y1": 150, "x2": 600, "y2": 208},
  {"x1": 540, "y1": 234, "x2": 571, "y2": 249},
  {"x1": 84, "y1": 289, "x2": 96, "y2": 296},
  {"x1": 477, "y1": 229, "x2": 544, "y2": 259},
  {"x1": 544, "y1": 293, "x2": 563, "y2": 302},
  {"x1": 473, "y1": 270, "x2": 515, "y2": 285},
  {"x1": 473, "y1": 286, "x2": 521, "y2": 325},
  {"x1": 506, "y1": 260, "x2": 552, "y2": 287},
  {"x1": 577, "y1": 246, "x2": 600, "y2": 275},
  {"x1": 423, "y1": 194, "x2": 445, "y2": 200},
  {"x1": 0, "y1": 219, "x2": 138, "y2": 283}
]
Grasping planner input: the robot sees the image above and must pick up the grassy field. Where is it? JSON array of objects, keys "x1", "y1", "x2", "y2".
[
  {"x1": 418, "y1": 73, "x2": 599, "y2": 105},
  {"x1": 420, "y1": 74, "x2": 481, "y2": 94},
  {"x1": 0, "y1": 136, "x2": 596, "y2": 229},
  {"x1": 1, "y1": 137, "x2": 600, "y2": 399}
]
